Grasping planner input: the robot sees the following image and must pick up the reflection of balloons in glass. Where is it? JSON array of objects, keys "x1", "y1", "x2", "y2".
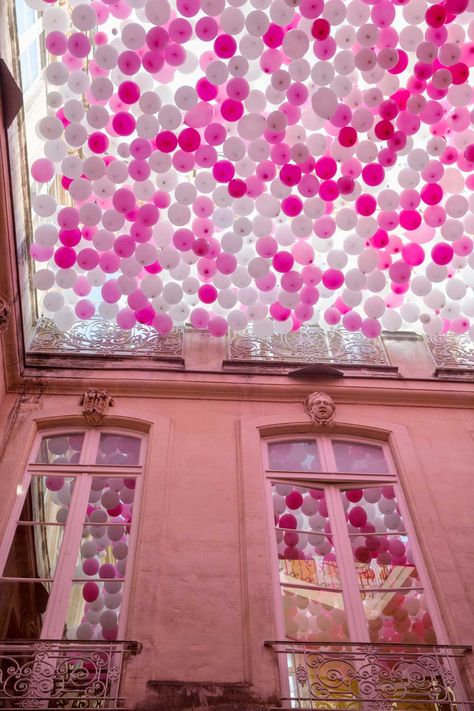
[
  {"x1": 349, "y1": 506, "x2": 368, "y2": 528},
  {"x1": 104, "y1": 592, "x2": 123, "y2": 610},
  {"x1": 46, "y1": 477, "x2": 64, "y2": 492},
  {"x1": 83, "y1": 582, "x2": 100, "y2": 603},
  {"x1": 81, "y1": 541, "x2": 98, "y2": 559},
  {"x1": 76, "y1": 622, "x2": 94, "y2": 640},
  {"x1": 83, "y1": 558, "x2": 100, "y2": 576}
]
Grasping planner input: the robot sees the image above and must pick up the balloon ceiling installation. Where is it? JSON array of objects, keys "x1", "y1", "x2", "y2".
[{"x1": 27, "y1": 0, "x2": 474, "y2": 340}]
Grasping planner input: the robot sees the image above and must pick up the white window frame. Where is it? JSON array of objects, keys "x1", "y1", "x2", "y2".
[
  {"x1": 0, "y1": 427, "x2": 146, "y2": 640},
  {"x1": 263, "y1": 433, "x2": 447, "y2": 647}
]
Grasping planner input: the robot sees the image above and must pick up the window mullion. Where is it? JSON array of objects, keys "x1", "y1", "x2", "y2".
[
  {"x1": 82, "y1": 430, "x2": 100, "y2": 464},
  {"x1": 326, "y1": 486, "x2": 369, "y2": 642},
  {"x1": 320, "y1": 436, "x2": 337, "y2": 472},
  {"x1": 40, "y1": 475, "x2": 92, "y2": 639}
]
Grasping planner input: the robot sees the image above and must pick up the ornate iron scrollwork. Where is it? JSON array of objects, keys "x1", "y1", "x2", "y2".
[
  {"x1": 229, "y1": 325, "x2": 391, "y2": 367},
  {"x1": 28, "y1": 316, "x2": 184, "y2": 358},
  {"x1": 426, "y1": 333, "x2": 474, "y2": 370}
]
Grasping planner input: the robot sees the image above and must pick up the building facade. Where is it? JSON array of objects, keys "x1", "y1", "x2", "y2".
[{"x1": 0, "y1": 0, "x2": 474, "y2": 709}]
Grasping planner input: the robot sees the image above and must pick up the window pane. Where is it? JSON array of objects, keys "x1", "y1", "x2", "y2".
[
  {"x1": 88, "y1": 477, "x2": 136, "y2": 519},
  {"x1": 279, "y1": 535, "x2": 339, "y2": 590},
  {"x1": 341, "y1": 487, "x2": 422, "y2": 588},
  {"x1": 343, "y1": 486, "x2": 406, "y2": 533},
  {"x1": 96, "y1": 434, "x2": 141, "y2": 465},
  {"x1": 64, "y1": 581, "x2": 124, "y2": 641},
  {"x1": 2, "y1": 524, "x2": 64, "y2": 579},
  {"x1": 19, "y1": 476, "x2": 75, "y2": 523},
  {"x1": 268, "y1": 441, "x2": 321, "y2": 472},
  {"x1": 35, "y1": 434, "x2": 84, "y2": 464},
  {"x1": 333, "y1": 441, "x2": 388, "y2": 473},
  {"x1": 63, "y1": 476, "x2": 135, "y2": 640},
  {"x1": 0, "y1": 581, "x2": 52, "y2": 640},
  {"x1": 273, "y1": 483, "x2": 329, "y2": 533},
  {"x1": 351, "y1": 534, "x2": 422, "y2": 590},
  {"x1": 361, "y1": 590, "x2": 437, "y2": 645},
  {"x1": 15, "y1": 0, "x2": 36, "y2": 35},
  {"x1": 282, "y1": 588, "x2": 349, "y2": 643},
  {"x1": 76, "y1": 525, "x2": 131, "y2": 581}
]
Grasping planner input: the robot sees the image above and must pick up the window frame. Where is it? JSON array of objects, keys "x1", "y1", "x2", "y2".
[
  {"x1": 263, "y1": 433, "x2": 447, "y2": 647},
  {"x1": 0, "y1": 426, "x2": 146, "y2": 640}
]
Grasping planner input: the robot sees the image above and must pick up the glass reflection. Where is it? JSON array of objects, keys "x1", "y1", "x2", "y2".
[
  {"x1": 64, "y1": 581, "x2": 123, "y2": 641},
  {"x1": 96, "y1": 434, "x2": 141, "y2": 465},
  {"x1": 283, "y1": 588, "x2": 349, "y2": 643},
  {"x1": 362, "y1": 590, "x2": 437, "y2": 645},
  {"x1": 20, "y1": 476, "x2": 74, "y2": 524},
  {"x1": 278, "y1": 534, "x2": 339, "y2": 590},
  {"x1": 35, "y1": 434, "x2": 84, "y2": 464},
  {"x1": 341, "y1": 487, "x2": 422, "y2": 589},
  {"x1": 273, "y1": 483, "x2": 329, "y2": 533},
  {"x1": 2, "y1": 524, "x2": 64, "y2": 579},
  {"x1": 333, "y1": 441, "x2": 388, "y2": 473},
  {"x1": 0, "y1": 582, "x2": 52, "y2": 640},
  {"x1": 63, "y1": 476, "x2": 135, "y2": 640},
  {"x1": 268, "y1": 441, "x2": 321, "y2": 472}
]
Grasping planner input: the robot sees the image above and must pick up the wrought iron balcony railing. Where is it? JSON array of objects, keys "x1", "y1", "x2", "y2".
[
  {"x1": 227, "y1": 325, "x2": 397, "y2": 374},
  {"x1": 265, "y1": 641, "x2": 472, "y2": 709},
  {"x1": 0, "y1": 639, "x2": 140, "y2": 709}
]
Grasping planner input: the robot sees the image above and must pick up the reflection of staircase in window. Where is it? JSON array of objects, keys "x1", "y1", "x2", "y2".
[{"x1": 266, "y1": 641, "x2": 472, "y2": 710}]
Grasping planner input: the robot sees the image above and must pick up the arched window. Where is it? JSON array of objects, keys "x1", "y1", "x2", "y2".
[
  {"x1": 0, "y1": 428, "x2": 145, "y2": 641},
  {"x1": 265, "y1": 435, "x2": 445, "y2": 700}
]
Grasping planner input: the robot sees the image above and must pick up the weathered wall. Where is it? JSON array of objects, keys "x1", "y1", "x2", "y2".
[{"x1": 0, "y1": 384, "x2": 473, "y2": 708}]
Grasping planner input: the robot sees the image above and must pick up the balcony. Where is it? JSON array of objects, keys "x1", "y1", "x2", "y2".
[
  {"x1": 266, "y1": 641, "x2": 472, "y2": 709},
  {"x1": 225, "y1": 325, "x2": 398, "y2": 376},
  {"x1": 0, "y1": 639, "x2": 140, "y2": 709}
]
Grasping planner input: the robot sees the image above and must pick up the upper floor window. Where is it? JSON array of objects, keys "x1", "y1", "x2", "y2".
[
  {"x1": 14, "y1": 0, "x2": 43, "y2": 94},
  {"x1": 0, "y1": 428, "x2": 145, "y2": 641},
  {"x1": 265, "y1": 436, "x2": 438, "y2": 647}
]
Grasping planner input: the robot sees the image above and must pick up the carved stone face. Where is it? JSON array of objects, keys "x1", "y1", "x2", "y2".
[
  {"x1": 311, "y1": 396, "x2": 333, "y2": 419},
  {"x1": 304, "y1": 392, "x2": 335, "y2": 427}
]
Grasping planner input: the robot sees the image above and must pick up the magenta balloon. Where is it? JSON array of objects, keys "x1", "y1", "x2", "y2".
[
  {"x1": 431, "y1": 243, "x2": 453, "y2": 265},
  {"x1": 46, "y1": 477, "x2": 64, "y2": 492},
  {"x1": 286, "y1": 490, "x2": 303, "y2": 510},
  {"x1": 83, "y1": 558, "x2": 100, "y2": 576},
  {"x1": 83, "y1": 582, "x2": 100, "y2": 603},
  {"x1": 99, "y1": 563, "x2": 116, "y2": 579},
  {"x1": 279, "y1": 513, "x2": 297, "y2": 529},
  {"x1": 349, "y1": 506, "x2": 368, "y2": 528},
  {"x1": 272, "y1": 251, "x2": 294, "y2": 273}
]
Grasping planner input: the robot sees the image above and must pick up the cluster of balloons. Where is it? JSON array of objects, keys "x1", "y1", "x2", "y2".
[
  {"x1": 274, "y1": 483, "x2": 436, "y2": 644},
  {"x1": 273, "y1": 484, "x2": 409, "y2": 562},
  {"x1": 40, "y1": 433, "x2": 84, "y2": 464},
  {"x1": 283, "y1": 588, "x2": 435, "y2": 644},
  {"x1": 27, "y1": 0, "x2": 474, "y2": 339},
  {"x1": 43, "y1": 435, "x2": 138, "y2": 641}
]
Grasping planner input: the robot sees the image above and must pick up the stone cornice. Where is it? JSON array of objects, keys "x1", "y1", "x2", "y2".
[{"x1": 6, "y1": 368, "x2": 474, "y2": 409}]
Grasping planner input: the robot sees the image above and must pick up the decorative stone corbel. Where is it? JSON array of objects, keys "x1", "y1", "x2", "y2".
[
  {"x1": 304, "y1": 391, "x2": 336, "y2": 428},
  {"x1": 0, "y1": 292, "x2": 12, "y2": 335},
  {"x1": 81, "y1": 388, "x2": 115, "y2": 426}
]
